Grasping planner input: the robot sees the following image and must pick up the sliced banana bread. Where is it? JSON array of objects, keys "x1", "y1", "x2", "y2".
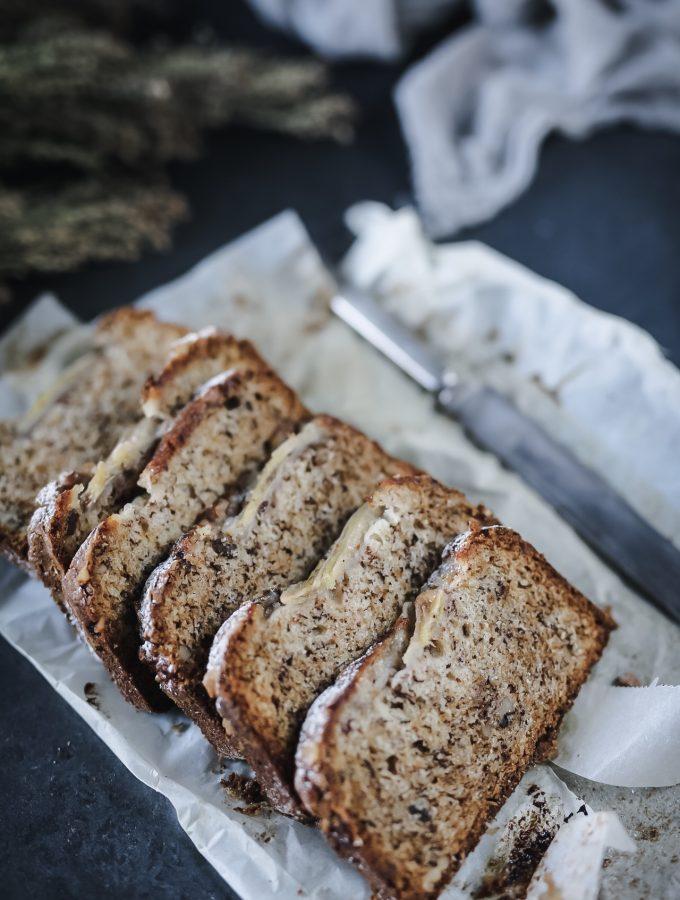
[
  {"x1": 141, "y1": 416, "x2": 416, "y2": 755},
  {"x1": 0, "y1": 309, "x2": 186, "y2": 569},
  {"x1": 62, "y1": 366, "x2": 307, "y2": 711},
  {"x1": 28, "y1": 330, "x2": 264, "y2": 604},
  {"x1": 295, "y1": 526, "x2": 615, "y2": 900},
  {"x1": 205, "y1": 475, "x2": 495, "y2": 815}
]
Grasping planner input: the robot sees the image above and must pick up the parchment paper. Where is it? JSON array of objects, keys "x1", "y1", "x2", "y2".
[{"x1": 1, "y1": 208, "x2": 678, "y2": 898}]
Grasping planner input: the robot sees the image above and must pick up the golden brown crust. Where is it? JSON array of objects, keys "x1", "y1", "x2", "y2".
[{"x1": 27, "y1": 471, "x2": 91, "y2": 607}]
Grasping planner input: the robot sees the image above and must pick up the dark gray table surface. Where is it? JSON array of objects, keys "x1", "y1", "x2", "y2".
[{"x1": 2, "y1": 3, "x2": 680, "y2": 899}]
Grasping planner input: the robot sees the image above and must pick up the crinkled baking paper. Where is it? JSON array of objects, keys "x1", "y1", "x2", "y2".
[{"x1": 2, "y1": 206, "x2": 679, "y2": 898}]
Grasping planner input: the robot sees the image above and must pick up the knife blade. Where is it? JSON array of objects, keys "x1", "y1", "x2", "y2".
[{"x1": 332, "y1": 287, "x2": 680, "y2": 624}]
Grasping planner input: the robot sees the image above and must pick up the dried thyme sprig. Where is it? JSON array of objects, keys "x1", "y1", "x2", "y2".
[
  {"x1": 0, "y1": 180, "x2": 187, "y2": 276},
  {"x1": 0, "y1": 4, "x2": 355, "y2": 299}
]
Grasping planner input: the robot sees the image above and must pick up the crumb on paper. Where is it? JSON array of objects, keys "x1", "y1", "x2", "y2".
[
  {"x1": 563, "y1": 804, "x2": 589, "y2": 823},
  {"x1": 612, "y1": 672, "x2": 642, "y2": 687},
  {"x1": 540, "y1": 871, "x2": 561, "y2": 899},
  {"x1": 233, "y1": 806, "x2": 265, "y2": 818},
  {"x1": 220, "y1": 772, "x2": 269, "y2": 817},
  {"x1": 471, "y1": 788, "x2": 561, "y2": 899},
  {"x1": 530, "y1": 372, "x2": 560, "y2": 403},
  {"x1": 84, "y1": 682, "x2": 101, "y2": 711}
]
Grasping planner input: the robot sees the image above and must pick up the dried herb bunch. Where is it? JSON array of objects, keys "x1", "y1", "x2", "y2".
[{"x1": 0, "y1": 1, "x2": 354, "y2": 298}]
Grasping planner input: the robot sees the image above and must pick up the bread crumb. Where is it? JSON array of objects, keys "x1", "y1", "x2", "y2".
[
  {"x1": 83, "y1": 682, "x2": 100, "y2": 710},
  {"x1": 221, "y1": 772, "x2": 266, "y2": 807},
  {"x1": 612, "y1": 672, "x2": 642, "y2": 687}
]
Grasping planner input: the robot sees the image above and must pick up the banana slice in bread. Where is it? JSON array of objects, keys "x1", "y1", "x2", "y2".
[
  {"x1": 295, "y1": 527, "x2": 615, "y2": 900},
  {"x1": 141, "y1": 415, "x2": 415, "y2": 755},
  {"x1": 62, "y1": 365, "x2": 307, "y2": 711},
  {"x1": 205, "y1": 475, "x2": 495, "y2": 815},
  {"x1": 28, "y1": 330, "x2": 264, "y2": 605},
  {"x1": 0, "y1": 309, "x2": 186, "y2": 570}
]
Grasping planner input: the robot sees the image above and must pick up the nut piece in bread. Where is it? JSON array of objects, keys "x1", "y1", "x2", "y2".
[
  {"x1": 141, "y1": 415, "x2": 415, "y2": 755},
  {"x1": 205, "y1": 475, "x2": 495, "y2": 815},
  {"x1": 28, "y1": 329, "x2": 264, "y2": 605},
  {"x1": 295, "y1": 526, "x2": 615, "y2": 900},
  {"x1": 62, "y1": 365, "x2": 307, "y2": 711},
  {"x1": 0, "y1": 309, "x2": 186, "y2": 569}
]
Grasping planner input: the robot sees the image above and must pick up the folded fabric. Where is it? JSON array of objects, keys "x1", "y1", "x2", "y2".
[
  {"x1": 246, "y1": 0, "x2": 460, "y2": 59},
  {"x1": 397, "y1": 0, "x2": 680, "y2": 235},
  {"x1": 247, "y1": 0, "x2": 680, "y2": 236}
]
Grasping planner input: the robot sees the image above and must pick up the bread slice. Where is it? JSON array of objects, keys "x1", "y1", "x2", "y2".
[
  {"x1": 295, "y1": 526, "x2": 615, "y2": 900},
  {"x1": 205, "y1": 475, "x2": 495, "y2": 815},
  {"x1": 28, "y1": 330, "x2": 264, "y2": 605},
  {"x1": 62, "y1": 365, "x2": 307, "y2": 711},
  {"x1": 141, "y1": 415, "x2": 416, "y2": 755},
  {"x1": 0, "y1": 309, "x2": 186, "y2": 569}
]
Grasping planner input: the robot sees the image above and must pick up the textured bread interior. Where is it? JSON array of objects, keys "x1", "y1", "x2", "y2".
[
  {"x1": 295, "y1": 527, "x2": 614, "y2": 900},
  {"x1": 0, "y1": 309, "x2": 185, "y2": 568},
  {"x1": 210, "y1": 476, "x2": 494, "y2": 813},
  {"x1": 62, "y1": 366, "x2": 307, "y2": 710},
  {"x1": 140, "y1": 328, "x2": 265, "y2": 419},
  {"x1": 28, "y1": 330, "x2": 264, "y2": 600},
  {"x1": 142, "y1": 415, "x2": 414, "y2": 754},
  {"x1": 28, "y1": 418, "x2": 158, "y2": 602}
]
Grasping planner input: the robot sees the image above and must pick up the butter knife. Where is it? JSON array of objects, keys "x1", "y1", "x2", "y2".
[{"x1": 332, "y1": 287, "x2": 680, "y2": 623}]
